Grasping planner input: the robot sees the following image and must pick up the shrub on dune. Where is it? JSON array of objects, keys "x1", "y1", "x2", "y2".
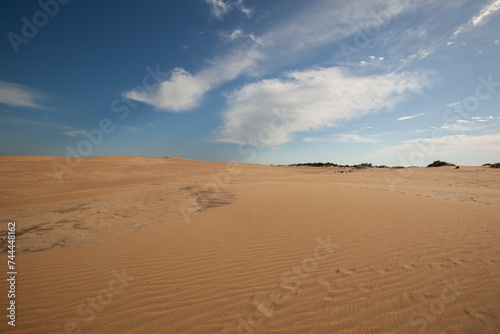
[{"x1": 427, "y1": 160, "x2": 455, "y2": 167}]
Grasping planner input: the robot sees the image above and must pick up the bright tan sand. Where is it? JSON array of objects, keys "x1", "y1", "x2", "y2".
[{"x1": 1, "y1": 156, "x2": 499, "y2": 333}]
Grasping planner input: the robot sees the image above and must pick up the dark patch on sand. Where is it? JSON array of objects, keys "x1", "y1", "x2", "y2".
[
  {"x1": 178, "y1": 186, "x2": 237, "y2": 220},
  {"x1": 51, "y1": 203, "x2": 91, "y2": 214},
  {"x1": 195, "y1": 190, "x2": 236, "y2": 211}
]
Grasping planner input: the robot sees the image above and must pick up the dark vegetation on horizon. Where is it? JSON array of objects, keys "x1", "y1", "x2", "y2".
[
  {"x1": 281, "y1": 162, "x2": 391, "y2": 169},
  {"x1": 274, "y1": 160, "x2": 500, "y2": 169},
  {"x1": 427, "y1": 161, "x2": 500, "y2": 168},
  {"x1": 426, "y1": 160, "x2": 456, "y2": 167}
]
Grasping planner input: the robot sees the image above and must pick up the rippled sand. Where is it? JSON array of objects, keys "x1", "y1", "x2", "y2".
[{"x1": 0, "y1": 156, "x2": 499, "y2": 333}]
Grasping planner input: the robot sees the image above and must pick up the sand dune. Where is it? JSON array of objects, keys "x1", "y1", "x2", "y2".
[{"x1": 0, "y1": 157, "x2": 499, "y2": 333}]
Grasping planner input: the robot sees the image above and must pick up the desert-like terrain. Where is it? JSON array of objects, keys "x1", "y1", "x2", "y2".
[{"x1": 0, "y1": 156, "x2": 499, "y2": 333}]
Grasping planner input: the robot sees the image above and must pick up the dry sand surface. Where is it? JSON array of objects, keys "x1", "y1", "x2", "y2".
[{"x1": 0, "y1": 156, "x2": 499, "y2": 333}]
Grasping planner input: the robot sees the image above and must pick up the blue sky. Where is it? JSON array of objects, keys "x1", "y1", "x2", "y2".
[{"x1": 0, "y1": 0, "x2": 499, "y2": 166}]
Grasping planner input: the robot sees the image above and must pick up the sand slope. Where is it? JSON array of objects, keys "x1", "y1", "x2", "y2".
[{"x1": 0, "y1": 157, "x2": 499, "y2": 333}]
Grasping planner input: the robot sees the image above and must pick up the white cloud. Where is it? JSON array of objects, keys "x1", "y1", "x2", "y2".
[
  {"x1": 471, "y1": 116, "x2": 495, "y2": 123},
  {"x1": 440, "y1": 119, "x2": 499, "y2": 132},
  {"x1": 124, "y1": 0, "x2": 461, "y2": 114},
  {"x1": 219, "y1": 29, "x2": 244, "y2": 42},
  {"x1": 248, "y1": 33, "x2": 266, "y2": 46},
  {"x1": 124, "y1": 68, "x2": 210, "y2": 112},
  {"x1": 0, "y1": 80, "x2": 48, "y2": 108},
  {"x1": 304, "y1": 134, "x2": 378, "y2": 143},
  {"x1": 397, "y1": 112, "x2": 427, "y2": 121},
  {"x1": 271, "y1": 0, "x2": 411, "y2": 53},
  {"x1": 453, "y1": 0, "x2": 500, "y2": 37},
  {"x1": 230, "y1": 29, "x2": 243, "y2": 41},
  {"x1": 217, "y1": 67, "x2": 428, "y2": 146},
  {"x1": 123, "y1": 0, "x2": 419, "y2": 113},
  {"x1": 446, "y1": 101, "x2": 461, "y2": 107},
  {"x1": 203, "y1": 0, "x2": 252, "y2": 20},
  {"x1": 124, "y1": 50, "x2": 262, "y2": 112},
  {"x1": 220, "y1": 29, "x2": 266, "y2": 45},
  {"x1": 471, "y1": 0, "x2": 500, "y2": 25},
  {"x1": 146, "y1": 123, "x2": 155, "y2": 127},
  {"x1": 235, "y1": 0, "x2": 253, "y2": 17},
  {"x1": 203, "y1": 0, "x2": 231, "y2": 19},
  {"x1": 375, "y1": 134, "x2": 500, "y2": 159},
  {"x1": 413, "y1": 128, "x2": 431, "y2": 133},
  {"x1": 410, "y1": 117, "x2": 500, "y2": 134}
]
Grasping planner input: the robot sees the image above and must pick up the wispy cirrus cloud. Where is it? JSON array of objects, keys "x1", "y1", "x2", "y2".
[
  {"x1": 225, "y1": 29, "x2": 243, "y2": 41},
  {"x1": 397, "y1": 112, "x2": 427, "y2": 121},
  {"x1": 216, "y1": 67, "x2": 429, "y2": 146},
  {"x1": 304, "y1": 133, "x2": 379, "y2": 143},
  {"x1": 203, "y1": 0, "x2": 230, "y2": 19},
  {"x1": 0, "y1": 80, "x2": 48, "y2": 108},
  {"x1": 375, "y1": 133, "x2": 500, "y2": 160},
  {"x1": 203, "y1": 0, "x2": 253, "y2": 20},
  {"x1": 471, "y1": 0, "x2": 500, "y2": 25},
  {"x1": 219, "y1": 29, "x2": 267, "y2": 45},
  {"x1": 446, "y1": 101, "x2": 462, "y2": 108},
  {"x1": 410, "y1": 117, "x2": 500, "y2": 134},
  {"x1": 121, "y1": 126, "x2": 140, "y2": 132},
  {"x1": 452, "y1": 0, "x2": 500, "y2": 37},
  {"x1": 440, "y1": 116, "x2": 500, "y2": 132},
  {"x1": 0, "y1": 115, "x2": 83, "y2": 136},
  {"x1": 63, "y1": 129, "x2": 85, "y2": 136}
]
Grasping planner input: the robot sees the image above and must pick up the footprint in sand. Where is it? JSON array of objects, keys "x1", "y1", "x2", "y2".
[
  {"x1": 354, "y1": 284, "x2": 373, "y2": 299},
  {"x1": 375, "y1": 268, "x2": 390, "y2": 274},
  {"x1": 448, "y1": 257, "x2": 466, "y2": 266},
  {"x1": 464, "y1": 309, "x2": 487, "y2": 321},
  {"x1": 401, "y1": 264, "x2": 415, "y2": 270},
  {"x1": 336, "y1": 268, "x2": 354, "y2": 275},
  {"x1": 322, "y1": 291, "x2": 335, "y2": 301},
  {"x1": 401, "y1": 292, "x2": 419, "y2": 305},
  {"x1": 318, "y1": 278, "x2": 332, "y2": 287}
]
